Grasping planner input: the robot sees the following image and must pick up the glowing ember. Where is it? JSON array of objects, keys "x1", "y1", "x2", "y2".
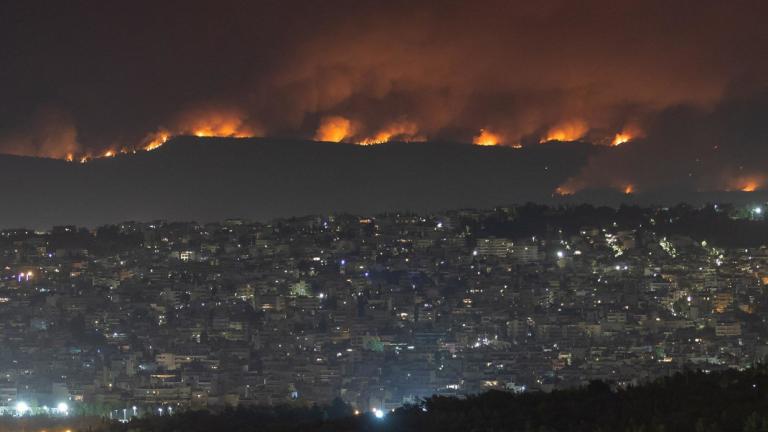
[
  {"x1": 624, "y1": 184, "x2": 634, "y2": 194},
  {"x1": 541, "y1": 120, "x2": 588, "y2": 143},
  {"x1": 314, "y1": 116, "x2": 353, "y2": 142},
  {"x1": 473, "y1": 129, "x2": 501, "y2": 146},
  {"x1": 103, "y1": 150, "x2": 115, "y2": 158},
  {"x1": 357, "y1": 136, "x2": 388, "y2": 146},
  {"x1": 611, "y1": 132, "x2": 633, "y2": 146}
]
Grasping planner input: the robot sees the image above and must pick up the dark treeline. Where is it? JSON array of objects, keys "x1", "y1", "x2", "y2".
[
  {"x1": 92, "y1": 366, "x2": 768, "y2": 432},
  {"x1": 3, "y1": 203, "x2": 768, "y2": 253},
  {"x1": 464, "y1": 203, "x2": 768, "y2": 248}
]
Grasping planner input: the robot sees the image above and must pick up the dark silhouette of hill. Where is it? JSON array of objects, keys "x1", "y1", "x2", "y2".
[
  {"x1": 1, "y1": 137, "x2": 766, "y2": 229},
  {"x1": 0, "y1": 137, "x2": 599, "y2": 228}
]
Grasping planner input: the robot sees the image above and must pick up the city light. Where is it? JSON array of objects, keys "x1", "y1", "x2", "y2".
[
  {"x1": 373, "y1": 408, "x2": 385, "y2": 419},
  {"x1": 57, "y1": 402, "x2": 69, "y2": 414},
  {"x1": 15, "y1": 401, "x2": 29, "y2": 415}
]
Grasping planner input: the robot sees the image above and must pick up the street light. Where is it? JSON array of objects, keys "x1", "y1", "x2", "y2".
[
  {"x1": 15, "y1": 401, "x2": 29, "y2": 416},
  {"x1": 57, "y1": 402, "x2": 69, "y2": 415}
]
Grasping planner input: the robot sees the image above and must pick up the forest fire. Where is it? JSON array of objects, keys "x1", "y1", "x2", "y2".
[
  {"x1": 739, "y1": 182, "x2": 759, "y2": 192},
  {"x1": 137, "y1": 110, "x2": 258, "y2": 152},
  {"x1": 741, "y1": 183, "x2": 759, "y2": 192},
  {"x1": 357, "y1": 121, "x2": 421, "y2": 145},
  {"x1": 624, "y1": 184, "x2": 634, "y2": 194},
  {"x1": 611, "y1": 132, "x2": 633, "y2": 146},
  {"x1": 144, "y1": 130, "x2": 171, "y2": 151},
  {"x1": 541, "y1": 120, "x2": 588, "y2": 143},
  {"x1": 730, "y1": 177, "x2": 763, "y2": 192},
  {"x1": 178, "y1": 109, "x2": 256, "y2": 139},
  {"x1": 314, "y1": 116, "x2": 353, "y2": 142},
  {"x1": 473, "y1": 129, "x2": 501, "y2": 146}
]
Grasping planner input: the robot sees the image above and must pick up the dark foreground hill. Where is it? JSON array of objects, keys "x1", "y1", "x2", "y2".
[
  {"x1": 0, "y1": 137, "x2": 598, "y2": 228},
  {"x1": 1, "y1": 137, "x2": 766, "y2": 229},
  {"x1": 91, "y1": 366, "x2": 768, "y2": 432}
]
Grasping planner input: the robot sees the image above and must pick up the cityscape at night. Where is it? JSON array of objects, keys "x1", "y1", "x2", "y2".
[{"x1": 1, "y1": 0, "x2": 768, "y2": 430}]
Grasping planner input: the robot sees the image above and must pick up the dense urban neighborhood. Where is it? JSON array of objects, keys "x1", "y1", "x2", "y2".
[{"x1": 1, "y1": 204, "x2": 768, "y2": 420}]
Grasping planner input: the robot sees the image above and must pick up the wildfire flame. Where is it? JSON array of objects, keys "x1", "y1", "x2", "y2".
[
  {"x1": 139, "y1": 110, "x2": 258, "y2": 153},
  {"x1": 624, "y1": 184, "x2": 634, "y2": 194},
  {"x1": 541, "y1": 119, "x2": 588, "y2": 143},
  {"x1": 611, "y1": 132, "x2": 633, "y2": 146},
  {"x1": 314, "y1": 116, "x2": 353, "y2": 142},
  {"x1": 178, "y1": 109, "x2": 255, "y2": 139},
  {"x1": 145, "y1": 130, "x2": 171, "y2": 151},
  {"x1": 727, "y1": 176, "x2": 764, "y2": 192},
  {"x1": 473, "y1": 129, "x2": 501, "y2": 146},
  {"x1": 723, "y1": 173, "x2": 766, "y2": 192},
  {"x1": 358, "y1": 121, "x2": 422, "y2": 145},
  {"x1": 741, "y1": 183, "x2": 758, "y2": 192}
]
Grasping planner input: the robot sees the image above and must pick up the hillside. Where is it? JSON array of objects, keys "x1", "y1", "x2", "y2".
[
  {"x1": 2, "y1": 137, "x2": 766, "y2": 229},
  {"x1": 0, "y1": 137, "x2": 598, "y2": 228}
]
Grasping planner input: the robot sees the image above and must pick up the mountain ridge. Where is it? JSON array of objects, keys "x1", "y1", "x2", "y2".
[{"x1": 0, "y1": 137, "x2": 763, "y2": 229}]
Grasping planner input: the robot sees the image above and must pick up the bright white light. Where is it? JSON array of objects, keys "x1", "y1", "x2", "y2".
[
  {"x1": 57, "y1": 402, "x2": 68, "y2": 414},
  {"x1": 754, "y1": 207, "x2": 762, "y2": 214},
  {"x1": 15, "y1": 401, "x2": 29, "y2": 415},
  {"x1": 373, "y1": 408, "x2": 385, "y2": 419},
  {"x1": 556, "y1": 251, "x2": 564, "y2": 258}
]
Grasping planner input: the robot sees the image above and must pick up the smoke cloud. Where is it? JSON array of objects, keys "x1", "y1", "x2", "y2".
[
  {"x1": 0, "y1": 0, "x2": 766, "y2": 191},
  {"x1": 0, "y1": 108, "x2": 81, "y2": 159}
]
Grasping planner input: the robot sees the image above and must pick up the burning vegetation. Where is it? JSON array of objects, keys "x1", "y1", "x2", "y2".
[
  {"x1": 473, "y1": 129, "x2": 501, "y2": 146},
  {"x1": 541, "y1": 120, "x2": 589, "y2": 143},
  {"x1": 357, "y1": 121, "x2": 422, "y2": 145},
  {"x1": 314, "y1": 116, "x2": 353, "y2": 143},
  {"x1": 726, "y1": 176, "x2": 765, "y2": 193}
]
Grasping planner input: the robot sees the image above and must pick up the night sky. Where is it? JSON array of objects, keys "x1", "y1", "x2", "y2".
[{"x1": 1, "y1": 0, "x2": 767, "y2": 196}]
